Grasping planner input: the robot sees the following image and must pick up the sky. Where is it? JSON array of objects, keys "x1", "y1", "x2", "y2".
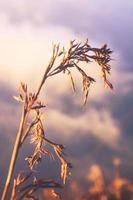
[{"x1": 0, "y1": 0, "x2": 133, "y2": 198}]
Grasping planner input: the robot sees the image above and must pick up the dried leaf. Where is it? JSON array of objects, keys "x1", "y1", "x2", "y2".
[{"x1": 67, "y1": 69, "x2": 76, "y2": 92}]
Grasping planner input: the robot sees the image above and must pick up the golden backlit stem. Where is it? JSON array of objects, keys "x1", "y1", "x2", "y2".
[{"x1": 1, "y1": 107, "x2": 27, "y2": 200}]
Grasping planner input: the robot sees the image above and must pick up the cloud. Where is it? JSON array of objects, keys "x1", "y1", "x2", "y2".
[
  {"x1": 0, "y1": 0, "x2": 132, "y2": 156},
  {"x1": 0, "y1": 21, "x2": 77, "y2": 87},
  {"x1": 0, "y1": 1, "x2": 133, "y2": 192},
  {"x1": 45, "y1": 107, "x2": 120, "y2": 147},
  {"x1": 0, "y1": 0, "x2": 133, "y2": 98}
]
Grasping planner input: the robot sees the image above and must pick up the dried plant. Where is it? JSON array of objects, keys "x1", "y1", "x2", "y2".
[
  {"x1": 68, "y1": 159, "x2": 133, "y2": 200},
  {"x1": 1, "y1": 39, "x2": 113, "y2": 200}
]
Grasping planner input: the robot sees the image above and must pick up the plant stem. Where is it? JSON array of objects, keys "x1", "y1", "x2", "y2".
[
  {"x1": 1, "y1": 107, "x2": 26, "y2": 200},
  {"x1": 10, "y1": 179, "x2": 17, "y2": 200},
  {"x1": 1, "y1": 67, "x2": 48, "y2": 200}
]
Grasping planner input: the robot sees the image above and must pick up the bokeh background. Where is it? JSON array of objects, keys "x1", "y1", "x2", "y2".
[{"x1": 0, "y1": 0, "x2": 133, "y2": 199}]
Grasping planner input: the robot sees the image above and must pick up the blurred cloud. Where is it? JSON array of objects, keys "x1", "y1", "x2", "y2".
[
  {"x1": 0, "y1": 22, "x2": 76, "y2": 87},
  {"x1": 0, "y1": 0, "x2": 132, "y2": 160},
  {"x1": 0, "y1": 0, "x2": 133, "y2": 195},
  {"x1": 0, "y1": 0, "x2": 132, "y2": 89},
  {"x1": 46, "y1": 107, "x2": 120, "y2": 147}
]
